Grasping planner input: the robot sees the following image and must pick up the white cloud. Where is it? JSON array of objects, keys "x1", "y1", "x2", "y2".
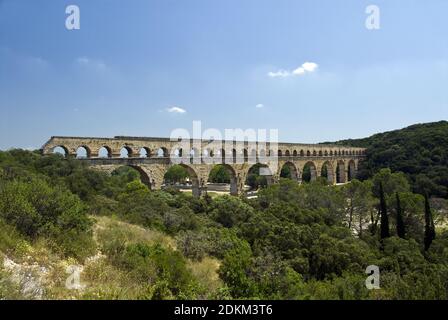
[
  {"x1": 269, "y1": 62, "x2": 319, "y2": 78},
  {"x1": 166, "y1": 106, "x2": 187, "y2": 114},
  {"x1": 302, "y1": 62, "x2": 318, "y2": 72},
  {"x1": 255, "y1": 104, "x2": 264, "y2": 109},
  {"x1": 268, "y1": 70, "x2": 290, "y2": 78},
  {"x1": 292, "y1": 67, "x2": 305, "y2": 75}
]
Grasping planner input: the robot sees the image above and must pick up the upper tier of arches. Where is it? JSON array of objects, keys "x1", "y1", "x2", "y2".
[{"x1": 52, "y1": 144, "x2": 366, "y2": 161}]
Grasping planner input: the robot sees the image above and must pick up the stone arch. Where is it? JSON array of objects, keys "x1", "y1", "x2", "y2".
[
  {"x1": 190, "y1": 147, "x2": 200, "y2": 164},
  {"x1": 178, "y1": 163, "x2": 201, "y2": 197},
  {"x1": 300, "y1": 150, "x2": 305, "y2": 157},
  {"x1": 293, "y1": 150, "x2": 298, "y2": 157},
  {"x1": 139, "y1": 147, "x2": 151, "y2": 158},
  {"x1": 243, "y1": 149, "x2": 248, "y2": 162},
  {"x1": 113, "y1": 165, "x2": 152, "y2": 189},
  {"x1": 172, "y1": 148, "x2": 183, "y2": 158},
  {"x1": 318, "y1": 150, "x2": 323, "y2": 156},
  {"x1": 280, "y1": 161, "x2": 298, "y2": 181},
  {"x1": 336, "y1": 160, "x2": 346, "y2": 183},
  {"x1": 348, "y1": 160, "x2": 356, "y2": 181},
  {"x1": 302, "y1": 161, "x2": 317, "y2": 183},
  {"x1": 278, "y1": 150, "x2": 283, "y2": 157},
  {"x1": 285, "y1": 150, "x2": 291, "y2": 157},
  {"x1": 250, "y1": 149, "x2": 257, "y2": 162},
  {"x1": 320, "y1": 161, "x2": 334, "y2": 184},
  {"x1": 120, "y1": 146, "x2": 133, "y2": 158},
  {"x1": 98, "y1": 146, "x2": 112, "y2": 158},
  {"x1": 220, "y1": 148, "x2": 226, "y2": 163},
  {"x1": 76, "y1": 146, "x2": 91, "y2": 158},
  {"x1": 245, "y1": 163, "x2": 274, "y2": 190},
  {"x1": 157, "y1": 147, "x2": 168, "y2": 157},
  {"x1": 207, "y1": 164, "x2": 239, "y2": 196},
  {"x1": 53, "y1": 146, "x2": 69, "y2": 158}
]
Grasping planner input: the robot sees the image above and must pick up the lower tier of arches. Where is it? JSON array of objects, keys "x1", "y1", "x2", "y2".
[{"x1": 90, "y1": 158, "x2": 359, "y2": 197}]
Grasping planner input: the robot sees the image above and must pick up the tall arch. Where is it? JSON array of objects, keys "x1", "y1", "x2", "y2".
[
  {"x1": 320, "y1": 161, "x2": 334, "y2": 184},
  {"x1": 280, "y1": 161, "x2": 299, "y2": 181},
  {"x1": 336, "y1": 160, "x2": 346, "y2": 183},
  {"x1": 245, "y1": 163, "x2": 273, "y2": 190},
  {"x1": 112, "y1": 165, "x2": 152, "y2": 189},
  {"x1": 165, "y1": 163, "x2": 202, "y2": 197},
  {"x1": 347, "y1": 160, "x2": 356, "y2": 181},
  {"x1": 208, "y1": 164, "x2": 238, "y2": 196},
  {"x1": 243, "y1": 149, "x2": 248, "y2": 162},
  {"x1": 179, "y1": 164, "x2": 201, "y2": 197},
  {"x1": 302, "y1": 161, "x2": 317, "y2": 183},
  {"x1": 220, "y1": 149, "x2": 226, "y2": 163},
  {"x1": 190, "y1": 148, "x2": 200, "y2": 164}
]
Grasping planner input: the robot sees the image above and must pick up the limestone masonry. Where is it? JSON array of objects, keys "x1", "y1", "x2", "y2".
[{"x1": 42, "y1": 136, "x2": 366, "y2": 197}]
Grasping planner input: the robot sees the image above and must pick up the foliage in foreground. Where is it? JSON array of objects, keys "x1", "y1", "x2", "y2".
[{"x1": 0, "y1": 149, "x2": 448, "y2": 299}]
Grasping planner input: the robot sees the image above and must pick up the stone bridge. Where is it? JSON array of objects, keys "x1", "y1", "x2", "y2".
[{"x1": 41, "y1": 136, "x2": 366, "y2": 197}]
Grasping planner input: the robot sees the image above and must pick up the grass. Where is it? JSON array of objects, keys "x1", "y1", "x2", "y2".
[{"x1": 0, "y1": 215, "x2": 224, "y2": 299}]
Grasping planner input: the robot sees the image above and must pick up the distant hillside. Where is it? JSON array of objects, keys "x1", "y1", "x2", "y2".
[{"x1": 335, "y1": 121, "x2": 448, "y2": 198}]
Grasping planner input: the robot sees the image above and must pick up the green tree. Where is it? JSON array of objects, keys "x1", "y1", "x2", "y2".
[
  {"x1": 379, "y1": 182, "x2": 390, "y2": 240},
  {"x1": 208, "y1": 165, "x2": 231, "y2": 183},
  {"x1": 395, "y1": 193, "x2": 406, "y2": 239},
  {"x1": 342, "y1": 179, "x2": 375, "y2": 235},
  {"x1": 164, "y1": 165, "x2": 189, "y2": 184},
  {"x1": 424, "y1": 194, "x2": 436, "y2": 251}
]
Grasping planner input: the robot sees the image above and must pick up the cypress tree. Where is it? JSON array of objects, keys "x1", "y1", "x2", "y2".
[
  {"x1": 424, "y1": 194, "x2": 436, "y2": 251},
  {"x1": 379, "y1": 182, "x2": 390, "y2": 240},
  {"x1": 395, "y1": 192, "x2": 406, "y2": 239}
]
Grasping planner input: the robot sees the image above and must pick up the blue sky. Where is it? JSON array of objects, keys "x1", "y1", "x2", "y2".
[{"x1": 1, "y1": 0, "x2": 447, "y2": 150}]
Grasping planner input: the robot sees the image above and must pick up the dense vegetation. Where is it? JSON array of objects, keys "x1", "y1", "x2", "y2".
[
  {"x1": 1, "y1": 149, "x2": 447, "y2": 299},
  {"x1": 334, "y1": 121, "x2": 448, "y2": 198}
]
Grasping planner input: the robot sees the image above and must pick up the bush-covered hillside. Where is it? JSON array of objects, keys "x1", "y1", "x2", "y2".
[
  {"x1": 1, "y1": 149, "x2": 448, "y2": 299},
  {"x1": 335, "y1": 121, "x2": 448, "y2": 198}
]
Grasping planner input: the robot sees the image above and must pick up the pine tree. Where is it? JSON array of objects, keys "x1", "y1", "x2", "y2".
[
  {"x1": 424, "y1": 194, "x2": 436, "y2": 251},
  {"x1": 379, "y1": 182, "x2": 390, "y2": 240},
  {"x1": 395, "y1": 192, "x2": 406, "y2": 239}
]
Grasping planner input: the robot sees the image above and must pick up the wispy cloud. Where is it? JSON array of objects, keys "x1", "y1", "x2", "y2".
[
  {"x1": 255, "y1": 104, "x2": 264, "y2": 109},
  {"x1": 76, "y1": 56, "x2": 107, "y2": 70},
  {"x1": 166, "y1": 106, "x2": 187, "y2": 114},
  {"x1": 268, "y1": 62, "x2": 319, "y2": 78},
  {"x1": 267, "y1": 70, "x2": 290, "y2": 78}
]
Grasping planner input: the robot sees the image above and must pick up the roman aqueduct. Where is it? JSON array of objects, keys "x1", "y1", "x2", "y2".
[{"x1": 42, "y1": 136, "x2": 366, "y2": 197}]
